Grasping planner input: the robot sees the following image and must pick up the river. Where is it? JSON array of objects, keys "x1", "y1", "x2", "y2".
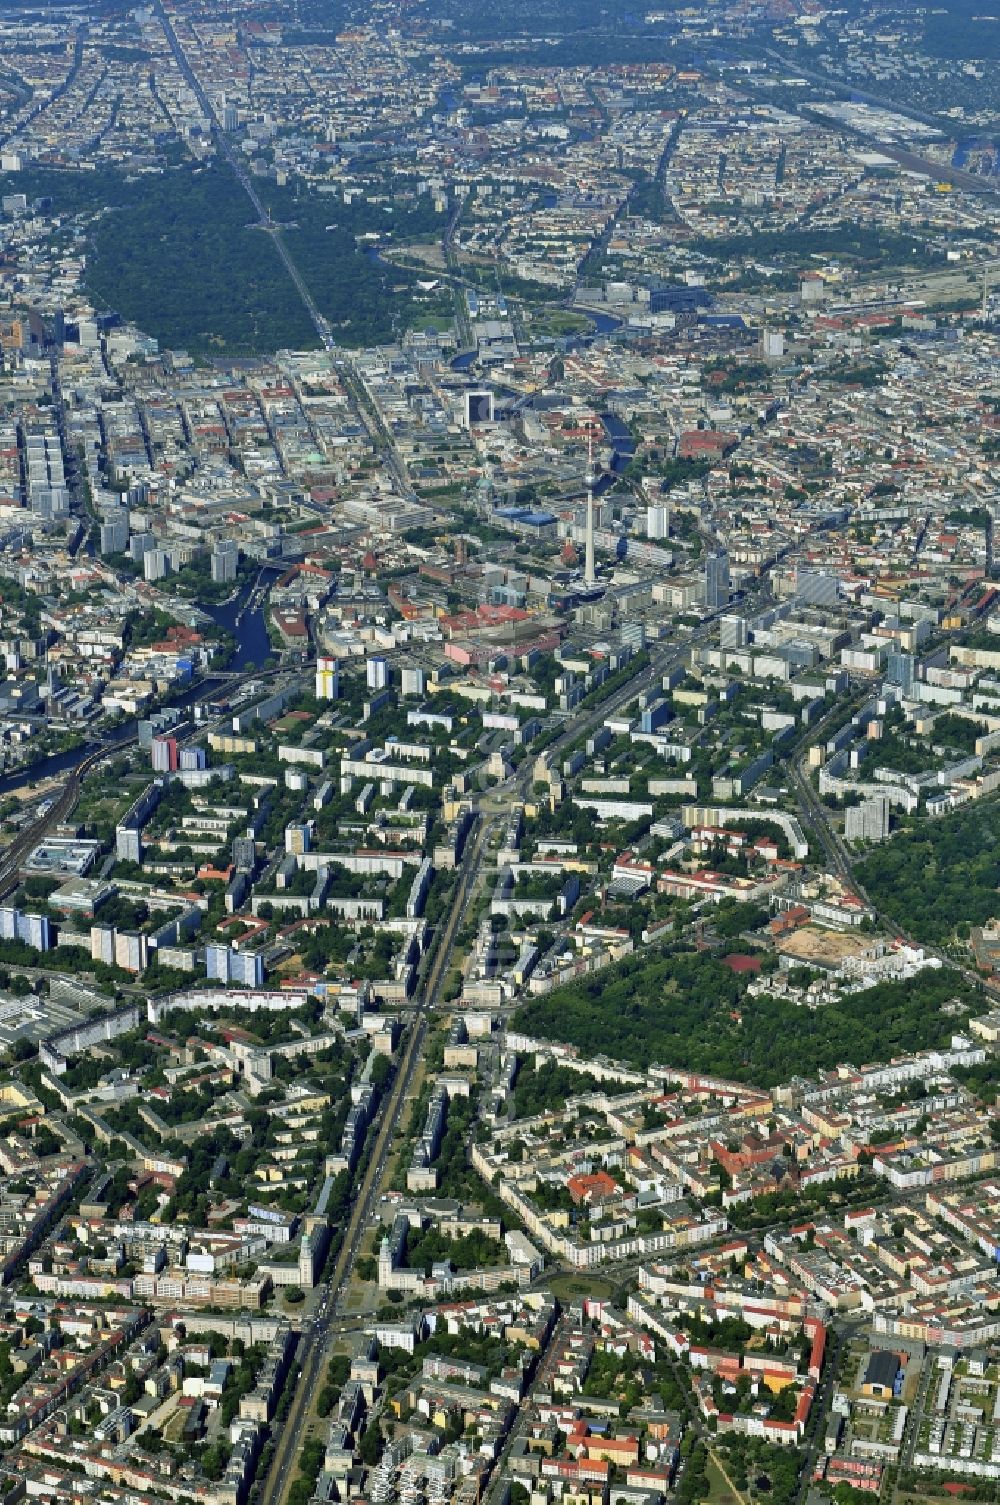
[
  {"x1": 577, "y1": 309, "x2": 623, "y2": 337},
  {"x1": 450, "y1": 304, "x2": 622, "y2": 373},
  {"x1": 596, "y1": 410, "x2": 636, "y2": 493},
  {"x1": 202, "y1": 565, "x2": 279, "y2": 671},
  {"x1": 0, "y1": 566, "x2": 278, "y2": 796}
]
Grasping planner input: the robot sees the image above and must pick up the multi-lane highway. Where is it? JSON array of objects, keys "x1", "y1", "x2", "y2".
[
  {"x1": 153, "y1": 0, "x2": 417, "y2": 505},
  {"x1": 256, "y1": 618, "x2": 723, "y2": 1505},
  {"x1": 258, "y1": 807, "x2": 497, "y2": 1505},
  {"x1": 153, "y1": 0, "x2": 330, "y2": 348},
  {"x1": 335, "y1": 355, "x2": 415, "y2": 501}
]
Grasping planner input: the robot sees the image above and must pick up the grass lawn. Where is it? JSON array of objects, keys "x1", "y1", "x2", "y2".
[
  {"x1": 548, "y1": 1273, "x2": 614, "y2": 1303},
  {"x1": 705, "y1": 1453, "x2": 742, "y2": 1504},
  {"x1": 527, "y1": 308, "x2": 591, "y2": 336},
  {"x1": 897, "y1": 1494, "x2": 958, "y2": 1505}
]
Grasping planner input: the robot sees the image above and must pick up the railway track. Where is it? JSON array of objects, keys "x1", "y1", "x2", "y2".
[{"x1": 0, "y1": 736, "x2": 138, "y2": 900}]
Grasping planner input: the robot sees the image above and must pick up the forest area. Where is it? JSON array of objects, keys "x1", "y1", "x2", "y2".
[
  {"x1": 857, "y1": 798, "x2": 1000, "y2": 946},
  {"x1": 0, "y1": 162, "x2": 447, "y2": 353},
  {"x1": 514, "y1": 946, "x2": 979, "y2": 1087}
]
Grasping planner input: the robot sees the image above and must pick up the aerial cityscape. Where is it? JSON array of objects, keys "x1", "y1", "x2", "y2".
[{"x1": 0, "y1": 0, "x2": 999, "y2": 1504}]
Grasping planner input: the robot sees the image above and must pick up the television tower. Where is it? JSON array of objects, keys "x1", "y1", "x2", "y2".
[{"x1": 584, "y1": 430, "x2": 596, "y2": 587}]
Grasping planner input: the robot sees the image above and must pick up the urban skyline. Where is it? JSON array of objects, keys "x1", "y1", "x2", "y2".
[{"x1": 0, "y1": 4, "x2": 998, "y2": 1505}]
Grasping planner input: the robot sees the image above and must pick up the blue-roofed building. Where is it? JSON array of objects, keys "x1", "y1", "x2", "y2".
[{"x1": 493, "y1": 506, "x2": 557, "y2": 538}]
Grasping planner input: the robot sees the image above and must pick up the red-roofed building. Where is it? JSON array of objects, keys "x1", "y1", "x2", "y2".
[
  {"x1": 678, "y1": 429, "x2": 738, "y2": 459},
  {"x1": 586, "y1": 1435, "x2": 640, "y2": 1467},
  {"x1": 567, "y1": 1171, "x2": 619, "y2": 1207},
  {"x1": 271, "y1": 609, "x2": 308, "y2": 644},
  {"x1": 770, "y1": 905, "x2": 809, "y2": 935}
]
